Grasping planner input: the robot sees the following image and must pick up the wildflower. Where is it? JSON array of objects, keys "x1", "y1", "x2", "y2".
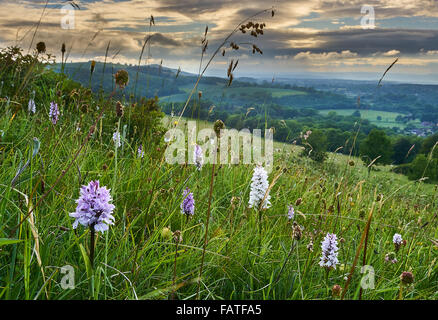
[
  {"x1": 393, "y1": 233, "x2": 403, "y2": 251},
  {"x1": 113, "y1": 131, "x2": 121, "y2": 148},
  {"x1": 137, "y1": 144, "x2": 144, "y2": 158},
  {"x1": 248, "y1": 165, "x2": 271, "y2": 210},
  {"x1": 28, "y1": 99, "x2": 36, "y2": 114},
  {"x1": 385, "y1": 252, "x2": 397, "y2": 264},
  {"x1": 194, "y1": 144, "x2": 203, "y2": 170},
  {"x1": 49, "y1": 102, "x2": 59, "y2": 124},
  {"x1": 69, "y1": 180, "x2": 115, "y2": 233},
  {"x1": 400, "y1": 271, "x2": 414, "y2": 285},
  {"x1": 319, "y1": 233, "x2": 339, "y2": 270},
  {"x1": 181, "y1": 187, "x2": 195, "y2": 216},
  {"x1": 287, "y1": 204, "x2": 294, "y2": 220}
]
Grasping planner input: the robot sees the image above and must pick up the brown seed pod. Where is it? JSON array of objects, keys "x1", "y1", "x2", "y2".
[
  {"x1": 116, "y1": 101, "x2": 124, "y2": 118},
  {"x1": 36, "y1": 42, "x2": 46, "y2": 54}
]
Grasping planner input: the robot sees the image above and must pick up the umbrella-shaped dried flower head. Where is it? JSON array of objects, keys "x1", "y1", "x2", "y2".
[
  {"x1": 114, "y1": 69, "x2": 129, "y2": 88},
  {"x1": 36, "y1": 41, "x2": 46, "y2": 54},
  {"x1": 181, "y1": 187, "x2": 195, "y2": 216},
  {"x1": 69, "y1": 180, "x2": 115, "y2": 233},
  {"x1": 319, "y1": 233, "x2": 339, "y2": 270},
  {"x1": 248, "y1": 165, "x2": 271, "y2": 210},
  {"x1": 49, "y1": 102, "x2": 60, "y2": 124},
  {"x1": 292, "y1": 221, "x2": 302, "y2": 241}
]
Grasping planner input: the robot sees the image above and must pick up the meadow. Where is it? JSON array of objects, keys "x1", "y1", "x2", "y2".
[
  {"x1": 318, "y1": 109, "x2": 420, "y2": 129},
  {"x1": 0, "y1": 10, "x2": 437, "y2": 300}
]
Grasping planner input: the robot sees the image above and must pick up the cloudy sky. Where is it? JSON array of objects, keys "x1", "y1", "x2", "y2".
[{"x1": 1, "y1": 0, "x2": 438, "y2": 82}]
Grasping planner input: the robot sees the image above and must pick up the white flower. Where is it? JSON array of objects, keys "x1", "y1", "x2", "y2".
[
  {"x1": 287, "y1": 205, "x2": 294, "y2": 220},
  {"x1": 319, "y1": 233, "x2": 339, "y2": 270},
  {"x1": 393, "y1": 233, "x2": 402, "y2": 245},
  {"x1": 248, "y1": 165, "x2": 271, "y2": 209},
  {"x1": 194, "y1": 144, "x2": 203, "y2": 171},
  {"x1": 137, "y1": 144, "x2": 144, "y2": 158},
  {"x1": 28, "y1": 99, "x2": 36, "y2": 114},
  {"x1": 112, "y1": 131, "x2": 121, "y2": 148}
]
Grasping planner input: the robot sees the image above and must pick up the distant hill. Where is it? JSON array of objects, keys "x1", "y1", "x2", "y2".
[{"x1": 53, "y1": 61, "x2": 438, "y2": 135}]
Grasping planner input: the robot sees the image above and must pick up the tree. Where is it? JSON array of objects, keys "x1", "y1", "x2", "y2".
[
  {"x1": 360, "y1": 129, "x2": 393, "y2": 174},
  {"x1": 392, "y1": 137, "x2": 418, "y2": 165},
  {"x1": 352, "y1": 110, "x2": 361, "y2": 118},
  {"x1": 302, "y1": 129, "x2": 328, "y2": 163}
]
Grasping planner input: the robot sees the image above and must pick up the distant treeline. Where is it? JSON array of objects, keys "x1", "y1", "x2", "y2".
[{"x1": 162, "y1": 99, "x2": 438, "y2": 183}]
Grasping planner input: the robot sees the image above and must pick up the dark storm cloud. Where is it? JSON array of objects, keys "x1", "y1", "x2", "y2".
[
  {"x1": 150, "y1": 32, "x2": 182, "y2": 47},
  {"x1": 232, "y1": 28, "x2": 438, "y2": 59}
]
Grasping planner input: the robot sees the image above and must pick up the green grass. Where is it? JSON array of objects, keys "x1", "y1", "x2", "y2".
[{"x1": 1, "y1": 47, "x2": 437, "y2": 301}]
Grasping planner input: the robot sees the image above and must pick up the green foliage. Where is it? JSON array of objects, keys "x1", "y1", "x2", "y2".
[
  {"x1": 407, "y1": 154, "x2": 438, "y2": 182},
  {"x1": 129, "y1": 96, "x2": 165, "y2": 146},
  {"x1": 360, "y1": 129, "x2": 393, "y2": 168},
  {"x1": 1, "y1": 47, "x2": 438, "y2": 301},
  {"x1": 302, "y1": 129, "x2": 328, "y2": 162}
]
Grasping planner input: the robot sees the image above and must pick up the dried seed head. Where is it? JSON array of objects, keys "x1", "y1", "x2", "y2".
[
  {"x1": 332, "y1": 284, "x2": 342, "y2": 297},
  {"x1": 295, "y1": 198, "x2": 302, "y2": 206},
  {"x1": 173, "y1": 230, "x2": 183, "y2": 243},
  {"x1": 400, "y1": 271, "x2": 414, "y2": 285},
  {"x1": 292, "y1": 222, "x2": 303, "y2": 241},
  {"x1": 307, "y1": 240, "x2": 314, "y2": 252},
  {"x1": 116, "y1": 101, "x2": 124, "y2": 118},
  {"x1": 90, "y1": 60, "x2": 96, "y2": 75},
  {"x1": 214, "y1": 119, "x2": 225, "y2": 137},
  {"x1": 61, "y1": 43, "x2": 66, "y2": 54}
]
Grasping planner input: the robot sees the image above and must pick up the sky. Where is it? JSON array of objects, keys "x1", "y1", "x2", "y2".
[{"x1": 1, "y1": 0, "x2": 438, "y2": 83}]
